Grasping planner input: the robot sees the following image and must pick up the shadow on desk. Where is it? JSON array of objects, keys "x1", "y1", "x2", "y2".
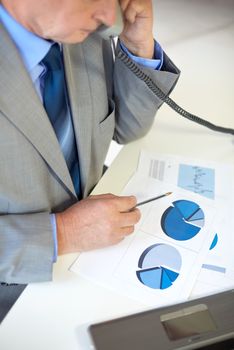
[{"x1": 0, "y1": 283, "x2": 27, "y2": 323}]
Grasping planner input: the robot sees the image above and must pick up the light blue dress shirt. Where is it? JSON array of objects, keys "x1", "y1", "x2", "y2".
[{"x1": 0, "y1": 4, "x2": 164, "y2": 261}]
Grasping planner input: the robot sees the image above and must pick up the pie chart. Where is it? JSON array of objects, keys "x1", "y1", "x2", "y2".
[
  {"x1": 136, "y1": 244, "x2": 181, "y2": 290},
  {"x1": 161, "y1": 200, "x2": 205, "y2": 241}
]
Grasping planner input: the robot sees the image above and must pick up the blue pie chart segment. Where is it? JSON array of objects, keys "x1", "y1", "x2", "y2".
[
  {"x1": 209, "y1": 233, "x2": 218, "y2": 250},
  {"x1": 163, "y1": 267, "x2": 179, "y2": 282},
  {"x1": 136, "y1": 244, "x2": 181, "y2": 290},
  {"x1": 173, "y1": 200, "x2": 200, "y2": 220},
  {"x1": 188, "y1": 209, "x2": 205, "y2": 222},
  {"x1": 139, "y1": 243, "x2": 182, "y2": 271},
  {"x1": 161, "y1": 200, "x2": 205, "y2": 241},
  {"x1": 161, "y1": 268, "x2": 173, "y2": 289},
  {"x1": 136, "y1": 267, "x2": 162, "y2": 289}
]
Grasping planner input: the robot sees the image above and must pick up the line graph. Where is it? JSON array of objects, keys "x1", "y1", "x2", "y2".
[{"x1": 178, "y1": 164, "x2": 215, "y2": 199}]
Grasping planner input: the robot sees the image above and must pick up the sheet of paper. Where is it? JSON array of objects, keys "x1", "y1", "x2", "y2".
[
  {"x1": 137, "y1": 151, "x2": 234, "y2": 297},
  {"x1": 137, "y1": 151, "x2": 232, "y2": 202},
  {"x1": 190, "y1": 268, "x2": 234, "y2": 299},
  {"x1": 71, "y1": 175, "x2": 216, "y2": 307},
  {"x1": 190, "y1": 203, "x2": 234, "y2": 298}
]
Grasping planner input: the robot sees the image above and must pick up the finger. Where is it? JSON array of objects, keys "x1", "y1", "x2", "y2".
[
  {"x1": 121, "y1": 0, "x2": 152, "y2": 22},
  {"x1": 88, "y1": 193, "x2": 116, "y2": 200},
  {"x1": 115, "y1": 195, "x2": 137, "y2": 212},
  {"x1": 124, "y1": 2, "x2": 138, "y2": 24},
  {"x1": 118, "y1": 208, "x2": 141, "y2": 227},
  {"x1": 112, "y1": 236, "x2": 125, "y2": 245},
  {"x1": 120, "y1": 225, "x2": 135, "y2": 236},
  {"x1": 110, "y1": 226, "x2": 134, "y2": 242},
  {"x1": 88, "y1": 194, "x2": 137, "y2": 213},
  {"x1": 119, "y1": 0, "x2": 131, "y2": 12}
]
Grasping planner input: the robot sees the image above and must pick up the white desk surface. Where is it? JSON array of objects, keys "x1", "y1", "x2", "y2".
[{"x1": 1, "y1": 2, "x2": 234, "y2": 349}]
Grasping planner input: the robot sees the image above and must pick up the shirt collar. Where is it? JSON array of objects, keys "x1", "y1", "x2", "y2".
[{"x1": 0, "y1": 4, "x2": 53, "y2": 73}]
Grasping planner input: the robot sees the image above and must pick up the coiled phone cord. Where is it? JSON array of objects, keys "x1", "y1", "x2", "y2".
[{"x1": 117, "y1": 50, "x2": 234, "y2": 136}]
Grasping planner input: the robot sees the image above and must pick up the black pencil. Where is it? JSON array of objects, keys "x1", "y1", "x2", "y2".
[{"x1": 135, "y1": 191, "x2": 173, "y2": 208}]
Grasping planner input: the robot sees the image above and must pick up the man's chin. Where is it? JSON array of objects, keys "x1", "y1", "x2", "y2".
[{"x1": 45, "y1": 30, "x2": 92, "y2": 44}]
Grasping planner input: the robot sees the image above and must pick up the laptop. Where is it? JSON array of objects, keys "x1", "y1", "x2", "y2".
[{"x1": 89, "y1": 290, "x2": 234, "y2": 350}]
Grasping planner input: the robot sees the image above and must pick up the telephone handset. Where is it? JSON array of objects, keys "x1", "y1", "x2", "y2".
[
  {"x1": 97, "y1": 3, "x2": 124, "y2": 40},
  {"x1": 97, "y1": 4, "x2": 234, "y2": 136}
]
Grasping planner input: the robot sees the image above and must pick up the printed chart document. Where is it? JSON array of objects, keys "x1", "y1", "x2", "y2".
[
  {"x1": 136, "y1": 151, "x2": 234, "y2": 298},
  {"x1": 71, "y1": 172, "x2": 217, "y2": 307}
]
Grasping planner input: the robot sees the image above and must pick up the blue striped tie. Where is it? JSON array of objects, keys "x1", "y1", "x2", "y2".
[{"x1": 42, "y1": 44, "x2": 80, "y2": 197}]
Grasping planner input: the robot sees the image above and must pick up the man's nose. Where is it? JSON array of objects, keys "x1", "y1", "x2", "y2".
[{"x1": 94, "y1": 0, "x2": 118, "y2": 28}]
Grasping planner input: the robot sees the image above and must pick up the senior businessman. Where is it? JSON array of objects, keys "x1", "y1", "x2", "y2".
[{"x1": 0, "y1": 0, "x2": 179, "y2": 288}]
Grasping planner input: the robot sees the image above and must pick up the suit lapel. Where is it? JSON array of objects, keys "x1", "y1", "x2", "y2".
[
  {"x1": 0, "y1": 24, "x2": 76, "y2": 197},
  {"x1": 63, "y1": 44, "x2": 93, "y2": 197}
]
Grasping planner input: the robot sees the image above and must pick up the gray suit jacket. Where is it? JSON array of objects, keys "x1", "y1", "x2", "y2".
[{"x1": 0, "y1": 23, "x2": 180, "y2": 283}]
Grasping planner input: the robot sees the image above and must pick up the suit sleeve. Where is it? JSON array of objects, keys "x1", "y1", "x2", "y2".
[
  {"x1": 0, "y1": 212, "x2": 54, "y2": 283},
  {"x1": 112, "y1": 41, "x2": 180, "y2": 143}
]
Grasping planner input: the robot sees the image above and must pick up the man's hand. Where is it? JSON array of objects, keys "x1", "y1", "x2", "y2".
[
  {"x1": 56, "y1": 194, "x2": 141, "y2": 254},
  {"x1": 119, "y1": 0, "x2": 154, "y2": 59}
]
